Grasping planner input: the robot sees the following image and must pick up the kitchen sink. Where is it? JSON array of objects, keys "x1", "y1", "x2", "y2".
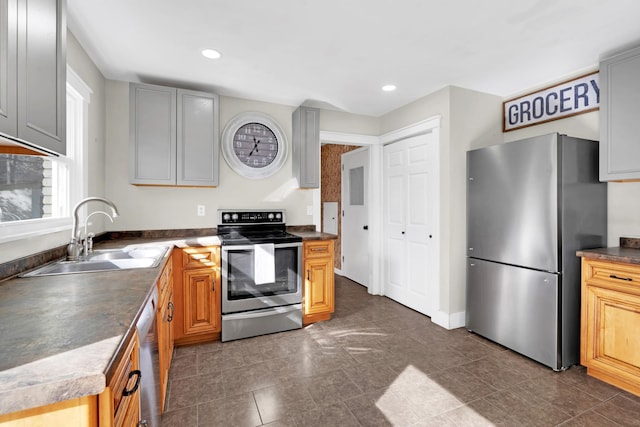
[{"x1": 21, "y1": 245, "x2": 170, "y2": 277}]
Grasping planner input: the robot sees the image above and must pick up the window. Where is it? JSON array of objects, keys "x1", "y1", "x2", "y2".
[{"x1": 0, "y1": 67, "x2": 90, "y2": 243}]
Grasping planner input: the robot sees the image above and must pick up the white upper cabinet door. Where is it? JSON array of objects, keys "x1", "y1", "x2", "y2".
[
  {"x1": 0, "y1": 0, "x2": 17, "y2": 137},
  {"x1": 129, "y1": 83, "x2": 219, "y2": 186},
  {"x1": 1, "y1": 0, "x2": 65, "y2": 155},
  {"x1": 17, "y1": 0, "x2": 66, "y2": 155},
  {"x1": 600, "y1": 45, "x2": 640, "y2": 181},
  {"x1": 129, "y1": 83, "x2": 177, "y2": 185},
  {"x1": 177, "y1": 89, "x2": 219, "y2": 186}
]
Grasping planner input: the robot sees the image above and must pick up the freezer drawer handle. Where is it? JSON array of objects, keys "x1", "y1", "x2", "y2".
[{"x1": 610, "y1": 274, "x2": 633, "y2": 282}]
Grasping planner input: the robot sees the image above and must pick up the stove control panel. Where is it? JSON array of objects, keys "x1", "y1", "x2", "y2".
[{"x1": 218, "y1": 209, "x2": 285, "y2": 225}]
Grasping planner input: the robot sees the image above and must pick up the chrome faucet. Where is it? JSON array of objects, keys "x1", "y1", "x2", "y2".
[
  {"x1": 83, "y1": 210, "x2": 115, "y2": 255},
  {"x1": 67, "y1": 197, "x2": 119, "y2": 261}
]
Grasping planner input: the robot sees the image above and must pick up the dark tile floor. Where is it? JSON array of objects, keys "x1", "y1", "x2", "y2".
[{"x1": 161, "y1": 275, "x2": 640, "y2": 427}]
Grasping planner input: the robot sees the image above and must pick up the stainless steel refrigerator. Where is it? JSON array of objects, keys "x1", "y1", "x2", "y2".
[{"x1": 466, "y1": 133, "x2": 607, "y2": 370}]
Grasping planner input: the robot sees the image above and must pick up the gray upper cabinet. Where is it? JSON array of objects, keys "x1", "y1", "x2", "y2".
[
  {"x1": 177, "y1": 89, "x2": 219, "y2": 186},
  {"x1": 0, "y1": 0, "x2": 66, "y2": 155},
  {"x1": 129, "y1": 82, "x2": 219, "y2": 186},
  {"x1": 599, "y1": 45, "x2": 640, "y2": 181},
  {"x1": 130, "y1": 83, "x2": 177, "y2": 185},
  {"x1": 292, "y1": 106, "x2": 320, "y2": 188},
  {"x1": 0, "y1": 0, "x2": 17, "y2": 137}
]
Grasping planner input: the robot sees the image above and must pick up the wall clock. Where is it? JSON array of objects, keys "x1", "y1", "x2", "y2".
[{"x1": 221, "y1": 112, "x2": 288, "y2": 179}]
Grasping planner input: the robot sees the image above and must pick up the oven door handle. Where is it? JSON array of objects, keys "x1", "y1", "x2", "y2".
[{"x1": 223, "y1": 304, "x2": 302, "y2": 320}]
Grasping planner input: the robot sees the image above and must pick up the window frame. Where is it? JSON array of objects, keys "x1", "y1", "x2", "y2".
[{"x1": 0, "y1": 66, "x2": 90, "y2": 244}]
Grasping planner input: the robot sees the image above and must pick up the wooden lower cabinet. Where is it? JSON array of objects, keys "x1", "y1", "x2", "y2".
[
  {"x1": 581, "y1": 258, "x2": 640, "y2": 396},
  {"x1": 0, "y1": 396, "x2": 98, "y2": 427},
  {"x1": 303, "y1": 240, "x2": 335, "y2": 325},
  {"x1": 157, "y1": 256, "x2": 175, "y2": 413},
  {"x1": 173, "y1": 246, "x2": 221, "y2": 345},
  {"x1": 98, "y1": 330, "x2": 141, "y2": 427}
]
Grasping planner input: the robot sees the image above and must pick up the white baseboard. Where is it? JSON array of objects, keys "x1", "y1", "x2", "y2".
[
  {"x1": 334, "y1": 268, "x2": 343, "y2": 276},
  {"x1": 431, "y1": 310, "x2": 466, "y2": 330}
]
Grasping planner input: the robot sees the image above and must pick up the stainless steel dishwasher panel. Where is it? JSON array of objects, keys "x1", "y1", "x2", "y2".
[{"x1": 136, "y1": 288, "x2": 160, "y2": 426}]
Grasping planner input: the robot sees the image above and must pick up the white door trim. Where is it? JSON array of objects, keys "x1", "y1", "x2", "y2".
[{"x1": 318, "y1": 114, "x2": 441, "y2": 299}]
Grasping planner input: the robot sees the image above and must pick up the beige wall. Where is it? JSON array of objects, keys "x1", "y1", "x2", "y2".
[
  {"x1": 380, "y1": 86, "x2": 504, "y2": 323},
  {"x1": 320, "y1": 109, "x2": 380, "y2": 135},
  {"x1": 104, "y1": 83, "x2": 317, "y2": 230}
]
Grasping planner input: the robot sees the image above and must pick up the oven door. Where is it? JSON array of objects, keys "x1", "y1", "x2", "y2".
[{"x1": 221, "y1": 242, "x2": 302, "y2": 313}]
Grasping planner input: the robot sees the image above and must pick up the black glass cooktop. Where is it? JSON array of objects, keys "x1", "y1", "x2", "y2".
[{"x1": 217, "y1": 225, "x2": 302, "y2": 245}]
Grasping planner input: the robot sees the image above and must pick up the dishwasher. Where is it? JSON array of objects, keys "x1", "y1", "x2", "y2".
[{"x1": 136, "y1": 288, "x2": 160, "y2": 426}]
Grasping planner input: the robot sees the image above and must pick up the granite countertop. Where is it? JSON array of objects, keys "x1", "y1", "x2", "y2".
[
  {"x1": 576, "y1": 237, "x2": 640, "y2": 265},
  {"x1": 0, "y1": 227, "x2": 334, "y2": 415},
  {"x1": 0, "y1": 254, "x2": 165, "y2": 415},
  {"x1": 289, "y1": 230, "x2": 337, "y2": 240}
]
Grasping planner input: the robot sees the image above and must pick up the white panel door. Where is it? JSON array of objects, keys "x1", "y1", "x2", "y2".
[
  {"x1": 383, "y1": 133, "x2": 438, "y2": 316},
  {"x1": 341, "y1": 147, "x2": 370, "y2": 287}
]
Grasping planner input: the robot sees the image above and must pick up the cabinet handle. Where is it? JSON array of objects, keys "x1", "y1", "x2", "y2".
[
  {"x1": 212, "y1": 278, "x2": 215, "y2": 292},
  {"x1": 310, "y1": 247, "x2": 326, "y2": 252},
  {"x1": 122, "y1": 370, "x2": 142, "y2": 396},
  {"x1": 167, "y1": 301, "x2": 174, "y2": 322},
  {"x1": 307, "y1": 269, "x2": 310, "y2": 281},
  {"x1": 610, "y1": 274, "x2": 633, "y2": 282}
]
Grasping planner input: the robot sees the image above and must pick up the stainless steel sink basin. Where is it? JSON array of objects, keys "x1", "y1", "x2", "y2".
[
  {"x1": 86, "y1": 247, "x2": 168, "y2": 261},
  {"x1": 21, "y1": 245, "x2": 170, "y2": 277}
]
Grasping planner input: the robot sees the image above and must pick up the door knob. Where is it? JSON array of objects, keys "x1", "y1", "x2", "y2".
[{"x1": 363, "y1": 225, "x2": 368, "y2": 230}]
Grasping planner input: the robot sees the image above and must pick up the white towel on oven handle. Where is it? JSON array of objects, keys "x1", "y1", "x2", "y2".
[{"x1": 254, "y1": 243, "x2": 275, "y2": 285}]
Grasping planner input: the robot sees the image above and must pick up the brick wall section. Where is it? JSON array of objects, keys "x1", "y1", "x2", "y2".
[{"x1": 320, "y1": 144, "x2": 360, "y2": 269}]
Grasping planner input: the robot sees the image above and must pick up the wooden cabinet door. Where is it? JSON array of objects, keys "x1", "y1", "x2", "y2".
[
  {"x1": 177, "y1": 89, "x2": 219, "y2": 186},
  {"x1": 0, "y1": 0, "x2": 16, "y2": 137},
  {"x1": 16, "y1": 0, "x2": 65, "y2": 154},
  {"x1": 182, "y1": 268, "x2": 220, "y2": 335},
  {"x1": 304, "y1": 256, "x2": 334, "y2": 321},
  {"x1": 303, "y1": 240, "x2": 335, "y2": 324},
  {"x1": 581, "y1": 259, "x2": 640, "y2": 396},
  {"x1": 599, "y1": 45, "x2": 640, "y2": 181},
  {"x1": 98, "y1": 330, "x2": 140, "y2": 427},
  {"x1": 158, "y1": 287, "x2": 173, "y2": 412},
  {"x1": 129, "y1": 82, "x2": 177, "y2": 185}
]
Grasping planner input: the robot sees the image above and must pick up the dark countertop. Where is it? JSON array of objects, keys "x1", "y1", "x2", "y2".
[
  {"x1": 0, "y1": 248, "x2": 168, "y2": 415},
  {"x1": 0, "y1": 228, "x2": 334, "y2": 415},
  {"x1": 289, "y1": 230, "x2": 337, "y2": 241},
  {"x1": 576, "y1": 237, "x2": 640, "y2": 265}
]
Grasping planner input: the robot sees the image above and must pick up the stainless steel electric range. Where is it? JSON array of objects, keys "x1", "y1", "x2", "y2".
[{"x1": 217, "y1": 209, "x2": 303, "y2": 342}]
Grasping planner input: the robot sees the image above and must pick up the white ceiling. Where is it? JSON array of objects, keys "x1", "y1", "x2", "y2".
[{"x1": 67, "y1": 0, "x2": 640, "y2": 117}]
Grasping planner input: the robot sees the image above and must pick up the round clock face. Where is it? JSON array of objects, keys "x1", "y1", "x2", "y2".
[
  {"x1": 221, "y1": 112, "x2": 288, "y2": 179},
  {"x1": 233, "y1": 122, "x2": 279, "y2": 168}
]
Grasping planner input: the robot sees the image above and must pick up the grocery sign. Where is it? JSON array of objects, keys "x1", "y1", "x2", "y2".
[{"x1": 503, "y1": 72, "x2": 599, "y2": 132}]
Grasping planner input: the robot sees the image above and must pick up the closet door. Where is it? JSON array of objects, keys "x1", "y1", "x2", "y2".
[{"x1": 383, "y1": 133, "x2": 438, "y2": 316}]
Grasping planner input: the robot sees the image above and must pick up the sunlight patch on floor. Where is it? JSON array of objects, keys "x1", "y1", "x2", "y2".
[{"x1": 374, "y1": 365, "x2": 492, "y2": 425}]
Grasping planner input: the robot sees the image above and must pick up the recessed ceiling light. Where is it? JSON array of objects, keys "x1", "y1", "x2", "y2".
[
  {"x1": 382, "y1": 84, "x2": 397, "y2": 92},
  {"x1": 201, "y1": 49, "x2": 222, "y2": 59}
]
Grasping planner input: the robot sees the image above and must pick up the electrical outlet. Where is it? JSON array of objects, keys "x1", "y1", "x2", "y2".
[
  {"x1": 307, "y1": 206, "x2": 313, "y2": 216},
  {"x1": 197, "y1": 205, "x2": 205, "y2": 216}
]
